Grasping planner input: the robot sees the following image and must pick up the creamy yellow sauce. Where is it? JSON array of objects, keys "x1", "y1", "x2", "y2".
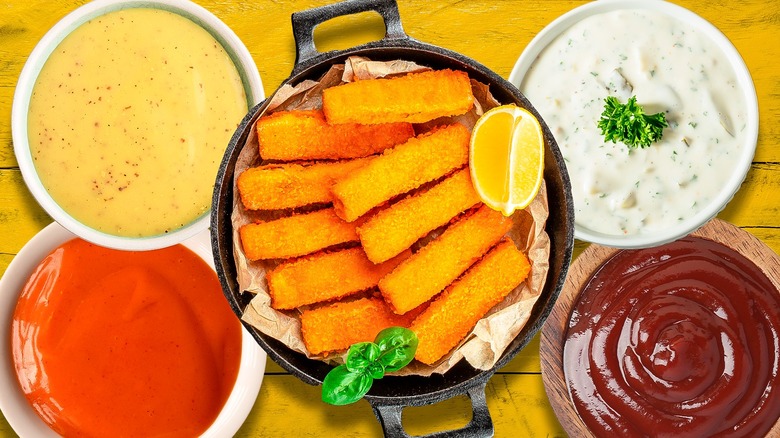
[{"x1": 28, "y1": 8, "x2": 247, "y2": 237}]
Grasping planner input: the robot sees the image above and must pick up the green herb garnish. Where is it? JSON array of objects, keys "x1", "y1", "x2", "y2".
[
  {"x1": 597, "y1": 95, "x2": 668, "y2": 149},
  {"x1": 321, "y1": 327, "x2": 418, "y2": 406}
]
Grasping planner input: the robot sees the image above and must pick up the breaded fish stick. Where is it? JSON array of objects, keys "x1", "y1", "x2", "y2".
[
  {"x1": 237, "y1": 158, "x2": 371, "y2": 211},
  {"x1": 411, "y1": 238, "x2": 530, "y2": 365},
  {"x1": 256, "y1": 110, "x2": 414, "y2": 161},
  {"x1": 378, "y1": 205, "x2": 513, "y2": 314},
  {"x1": 267, "y1": 247, "x2": 410, "y2": 310},
  {"x1": 301, "y1": 297, "x2": 418, "y2": 356},
  {"x1": 239, "y1": 208, "x2": 358, "y2": 261},
  {"x1": 357, "y1": 168, "x2": 481, "y2": 263},
  {"x1": 322, "y1": 69, "x2": 475, "y2": 125},
  {"x1": 332, "y1": 124, "x2": 470, "y2": 222}
]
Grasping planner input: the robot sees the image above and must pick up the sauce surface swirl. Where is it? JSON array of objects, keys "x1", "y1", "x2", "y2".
[{"x1": 565, "y1": 237, "x2": 780, "y2": 437}]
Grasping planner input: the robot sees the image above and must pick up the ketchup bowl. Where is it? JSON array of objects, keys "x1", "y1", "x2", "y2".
[
  {"x1": 0, "y1": 223, "x2": 266, "y2": 437},
  {"x1": 12, "y1": 0, "x2": 264, "y2": 251},
  {"x1": 541, "y1": 218, "x2": 780, "y2": 437}
]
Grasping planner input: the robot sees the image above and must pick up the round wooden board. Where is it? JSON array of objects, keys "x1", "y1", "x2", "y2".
[{"x1": 540, "y1": 218, "x2": 780, "y2": 437}]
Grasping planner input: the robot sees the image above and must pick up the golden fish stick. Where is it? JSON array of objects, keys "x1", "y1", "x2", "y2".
[
  {"x1": 322, "y1": 69, "x2": 475, "y2": 125},
  {"x1": 237, "y1": 158, "x2": 371, "y2": 211},
  {"x1": 357, "y1": 168, "x2": 481, "y2": 264},
  {"x1": 411, "y1": 238, "x2": 530, "y2": 365},
  {"x1": 256, "y1": 109, "x2": 414, "y2": 161},
  {"x1": 331, "y1": 124, "x2": 470, "y2": 222},
  {"x1": 239, "y1": 208, "x2": 358, "y2": 261},
  {"x1": 378, "y1": 205, "x2": 513, "y2": 314},
  {"x1": 267, "y1": 247, "x2": 410, "y2": 310},
  {"x1": 301, "y1": 297, "x2": 418, "y2": 356}
]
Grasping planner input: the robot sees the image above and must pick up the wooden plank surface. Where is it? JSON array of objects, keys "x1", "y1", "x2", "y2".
[{"x1": 0, "y1": 0, "x2": 778, "y2": 437}]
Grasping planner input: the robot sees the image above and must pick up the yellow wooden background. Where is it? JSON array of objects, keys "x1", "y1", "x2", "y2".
[{"x1": 0, "y1": 0, "x2": 777, "y2": 436}]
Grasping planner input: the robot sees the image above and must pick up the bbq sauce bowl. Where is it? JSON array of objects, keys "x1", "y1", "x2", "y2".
[
  {"x1": 12, "y1": 0, "x2": 264, "y2": 251},
  {"x1": 541, "y1": 219, "x2": 780, "y2": 437},
  {"x1": 509, "y1": 0, "x2": 758, "y2": 248},
  {"x1": 0, "y1": 224, "x2": 265, "y2": 437}
]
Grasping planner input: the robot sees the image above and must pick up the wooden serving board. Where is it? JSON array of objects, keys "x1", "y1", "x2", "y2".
[{"x1": 540, "y1": 218, "x2": 780, "y2": 437}]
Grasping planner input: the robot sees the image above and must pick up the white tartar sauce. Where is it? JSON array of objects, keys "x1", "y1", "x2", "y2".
[{"x1": 521, "y1": 9, "x2": 747, "y2": 236}]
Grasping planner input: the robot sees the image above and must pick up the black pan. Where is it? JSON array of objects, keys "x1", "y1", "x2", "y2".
[{"x1": 211, "y1": 1, "x2": 574, "y2": 436}]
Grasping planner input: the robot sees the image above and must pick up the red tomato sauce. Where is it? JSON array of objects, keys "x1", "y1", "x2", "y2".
[
  {"x1": 11, "y1": 238, "x2": 242, "y2": 437},
  {"x1": 565, "y1": 236, "x2": 780, "y2": 437}
]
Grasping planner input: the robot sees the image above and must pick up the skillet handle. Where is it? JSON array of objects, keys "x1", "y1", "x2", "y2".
[
  {"x1": 291, "y1": 0, "x2": 409, "y2": 71},
  {"x1": 370, "y1": 382, "x2": 494, "y2": 438}
]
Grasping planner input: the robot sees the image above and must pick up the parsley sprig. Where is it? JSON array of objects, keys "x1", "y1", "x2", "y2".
[{"x1": 597, "y1": 96, "x2": 668, "y2": 149}]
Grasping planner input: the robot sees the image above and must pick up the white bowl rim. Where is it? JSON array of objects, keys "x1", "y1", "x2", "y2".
[
  {"x1": 0, "y1": 223, "x2": 266, "y2": 437},
  {"x1": 508, "y1": 0, "x2": 759, "y2": 249},
  {"x1": 11, "y1": 0, "x2": 265, "y2": 252}
]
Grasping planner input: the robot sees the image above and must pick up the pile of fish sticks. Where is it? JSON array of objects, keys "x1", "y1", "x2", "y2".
[{"x1": 237, "y1": 69, "x2": 531, "y2": 366}]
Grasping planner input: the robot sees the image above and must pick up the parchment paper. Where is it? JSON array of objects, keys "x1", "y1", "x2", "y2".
[{"x1": 233, "y1": 56, "x2": 550, "y2": 376}]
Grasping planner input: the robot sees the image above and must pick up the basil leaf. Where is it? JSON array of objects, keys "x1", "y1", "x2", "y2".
[
  {"x1": 321, "y1": 364, "x2": 373, "y2": 406},
  {"x1": 376, "y1": 327, "x2": 416, "y2": 350},
  {"x1": 320, "y1": 327, "x2": 419, "y2": 406},
  {"x1": 346, "y1": 342, "x2": 380, "y2": 373},
  {"x1": 375, "y1": 327, "x2": 418, "y2": 372},
  {"x1": 366, "y1": 362, "x2": 385, "y2": 380}
]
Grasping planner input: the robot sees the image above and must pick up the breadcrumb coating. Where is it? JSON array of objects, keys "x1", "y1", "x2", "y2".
[
  {"x1": 357, "y1": 168, "x2": 480, "y2": 263},
  {"x1": 237, "y1": 158, "x2": 371, "y2": 211},
  {"x1": 322, "y1": 69, "x2": 474, "y2": 125},
  {"x1": 331, "y1": 124, "x2": 470, "y2": 222},
  {"x1": 239, "y1": 208, "x2": 358, "y2": 261},
  {"x1": 301, "y1": 297, "x2": 419, "y2": 356},
  {"x1": 378, "y1": 205, "x2": 513, "y2": 314},
  {"x1": 411, "y1": 238, "x2": 530, "y2": 365},
  {"x1": 256, "y1": 109, "x2": 413, "y2": 161},
  {"x1": 267, "y1": 247, "x2": 409, "y2": 310}
]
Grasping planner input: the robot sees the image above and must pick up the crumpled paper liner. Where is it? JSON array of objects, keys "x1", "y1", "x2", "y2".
[{"x1": 233, "y1": 56, "x2": 550, "y2": 376}]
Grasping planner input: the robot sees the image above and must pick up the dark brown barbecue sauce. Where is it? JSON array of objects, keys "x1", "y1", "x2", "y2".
[{"x1": 565, "y1": 236, "x2": 780, "y2": 437}]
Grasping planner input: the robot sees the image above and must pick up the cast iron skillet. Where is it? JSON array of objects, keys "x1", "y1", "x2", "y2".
[{"x1": 211, "y1": 0, "x2": 574, "y2": 436}]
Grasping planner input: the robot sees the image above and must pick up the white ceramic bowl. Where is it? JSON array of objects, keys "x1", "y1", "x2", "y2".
[
  {"x1": 509, "y1": 0, "x2": 758, "y2": 248},
  {"x1": 12, "y1": 0, "x2": 264, "y2": 251},
  {"x1": 0, "y1": 223, "x2": 266, "y2": 437}
]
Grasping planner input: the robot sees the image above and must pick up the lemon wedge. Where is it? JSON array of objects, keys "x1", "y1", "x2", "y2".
[{"x1": 469, "y1": 105, "x2": 544, "y2": 216}]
